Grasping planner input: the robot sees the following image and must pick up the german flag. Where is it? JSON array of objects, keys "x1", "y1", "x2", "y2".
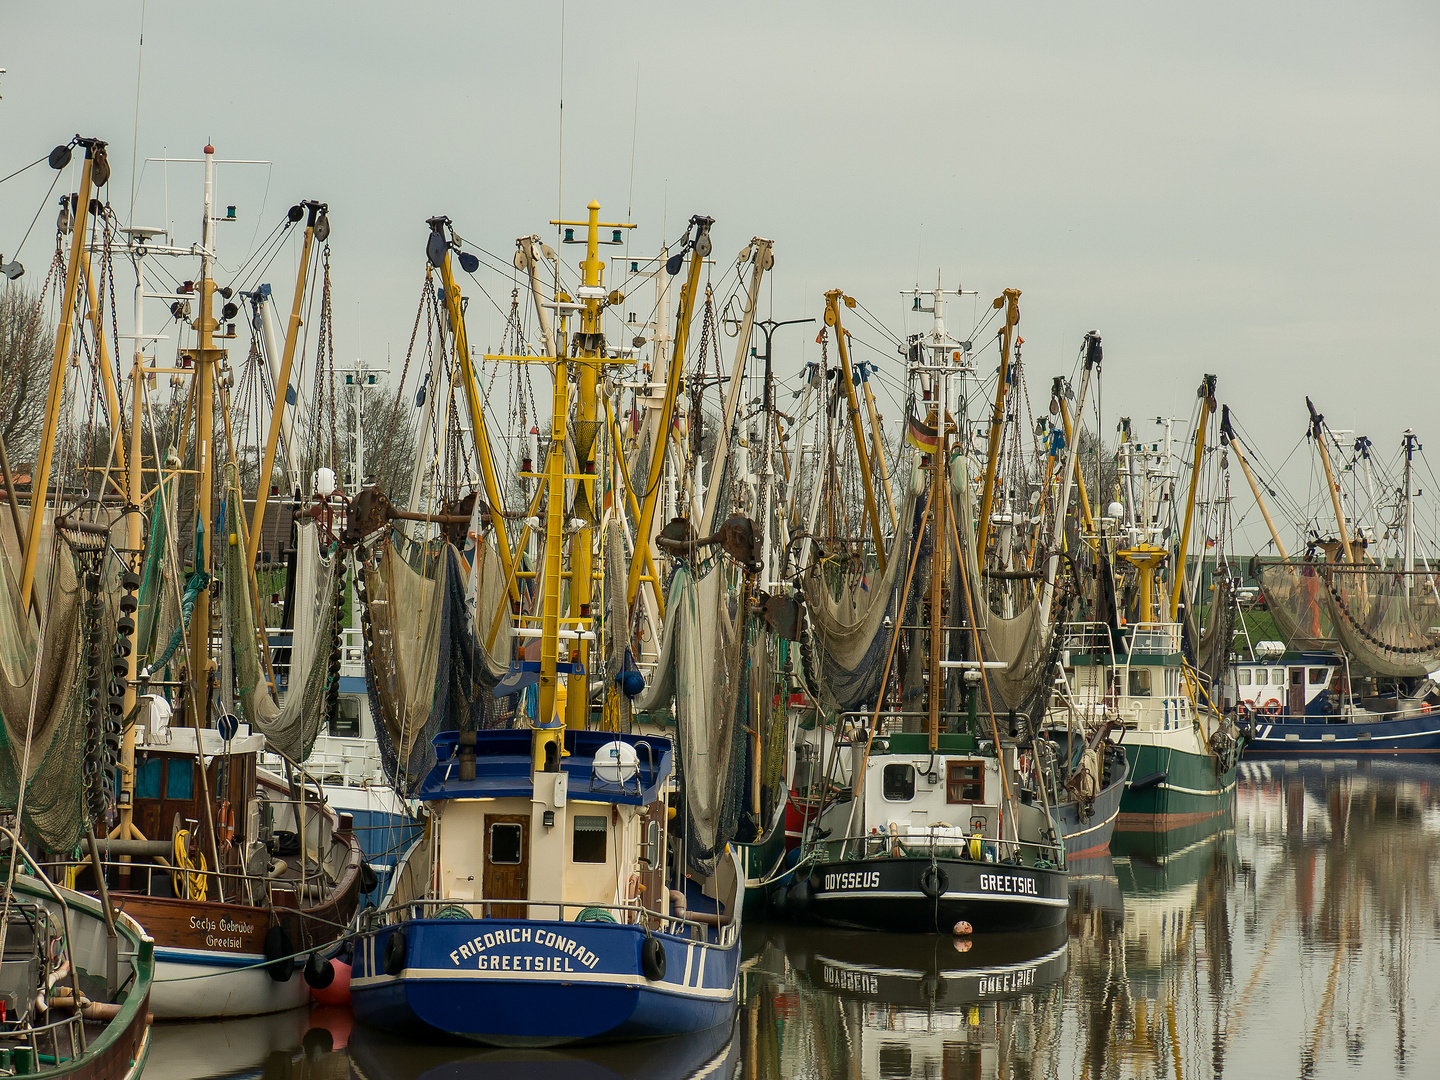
[{"x1": 906, "y1": 406, "x2": 939, "y2": 454}]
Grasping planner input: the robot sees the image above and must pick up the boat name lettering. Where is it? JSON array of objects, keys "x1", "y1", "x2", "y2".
[
  {"x1": 823, "y1": 871, "x2": 880, "y2": 891},
  {"x1": 978, "y1": 968, "x2": 1037, "y2": 994},
  {"x1": 188, "y1": 915, "x2": 255, "y2": 936},
  {"x1": 822, "y1": 965, "x2": 878, "y2": 995},
  {"x1": 449, "y1": 927, "x2": 599, "y2": 970},
  {"x1": 978, "y1": 873, "x2": 1037, "y2": 896}
]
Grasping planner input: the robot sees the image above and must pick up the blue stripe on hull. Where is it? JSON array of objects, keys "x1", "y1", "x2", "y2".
[
  {"x1": 1247, "y1": 716, "x2": 1440, "y2": 756},
  {"x1": 351, "y1": 918, "x2": 739, "y2": 1046}
]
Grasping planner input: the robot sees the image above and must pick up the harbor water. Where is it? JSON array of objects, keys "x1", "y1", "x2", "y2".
[{"x1": 148, "y1": 760, "x2": 1438, "y2": 1079}]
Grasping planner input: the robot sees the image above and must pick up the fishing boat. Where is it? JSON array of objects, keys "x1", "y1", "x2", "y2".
[
  {"x1": 1223, "y1": 406, "x2": 1440, "y2": 756},
  {"x1": 348, "y1": 206, "x2": 743, "y2": 1045},
  {"x1": 6, "y1": 137, "x2": 364, "y2": 1017},
  {"x1": 1054, "y1": 376, "x2": 1247, "y2": 838},
  {"x1": 785, "y1": 290, "x2": 1079, "y2": 934}
]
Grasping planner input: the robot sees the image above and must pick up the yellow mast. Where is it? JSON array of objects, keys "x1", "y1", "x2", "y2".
[
  {"x1": 246, "y1": 202, "x2": 321, "y2": 570},
  {"x1": 976, "y1": 288, "x2": 1021, "y2": 560},
  {"x1": 824, "y1": 291, "x2": 887, "y2": 572},
  {"x1": 858, "y1": 362, "x2": 898, "y2": 531},
  {"x1": 1168, "y1": 374, "x2": 1217, "y2": 621},
  {"x1": 548, "y1": 201, "x2": 636, "y2": 729},
  {"x1": 429, "y1": 219, "x2": 522, "y2": 605},
  {"x1": 624, "y1": 217, "x2": 712, "y2": 608},
  {"x1": 928, "y1": 406, "x2": 947, "y2": 751},
  {"x1": 1219, "y1": 405, "x2": 1288, "y2": 561},
  {"x1": 20, "y1": 139, "x2": 103, "y2": 611}
]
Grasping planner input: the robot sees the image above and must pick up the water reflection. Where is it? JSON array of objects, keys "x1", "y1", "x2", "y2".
[{"x1": 142, "y1": 761, "x2": 1440, "y2": 1080}]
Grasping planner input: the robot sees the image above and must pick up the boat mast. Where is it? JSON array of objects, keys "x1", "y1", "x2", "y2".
[
  {"x1": 1036, "y1": 333, "x2": 1101, "y2": 632},
  {"x1": 1306, "y1": 397, "x2": 1356, "y2": 563},
  {"x1": 824, "y1": 291, "x2": 888, "y2": 572},
  {"x1": 247, "y1": 202, "x2": 322, "y2": 569},
  {"x1": 20, "y1": 138, "x2": 103, "y2": 610},
  {"x1": 186, "y1": 143, "x2": 222, "y2": 719},
  {"x1": 1403, "y1": 429, "x2": 1417, "y2": 597},
  {"x1": 698, "y1": 239, "x2": 771, "y2": 536},
  {"x1": 624, "y1": 217, "x2": 712, "y2": 609},
  {"x1": 431, "y1": 218, "x2": 522, "y2": 605},
  {"x1": 1218, "y1": 406, "x2": 1289, "y2": 561},
  {"x1": 976, "y1": 289, "x2": 1021, "y2": 559},
  {"x1": 1168, "y1": 375, "x2": 1216, "y2": 621}
]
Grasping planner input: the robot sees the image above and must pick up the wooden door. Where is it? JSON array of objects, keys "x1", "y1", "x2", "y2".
[
  {"x1": 483, "y1": 814, "x2": 529, "y2": 919},
  {"x1": 1288, "y1": 668, "x2": 1304, "y2": 717}
]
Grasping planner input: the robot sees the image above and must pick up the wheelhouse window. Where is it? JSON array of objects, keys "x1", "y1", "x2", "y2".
[
  {"x1": 1237, "y1": 670, "x2": 1251, "y2": 686},
  {"x1": 1309, "y1": 668, "x2": 1327, "y2": 685},
  {"x1": 946, "y1": 761, "x2": 984, "y2": 804},
  {"x1": 1128, "y1": 669, "x2": 1152, "y2": 697},
  {"x1": 882, "y1": 764, "x2": 915, "y2": 802},
  {"x1": 572, "y1": 815, "x2": 607, "y2": 863},
  {"x1": 489, "y1": 822, "x2": 523, "y2": 865},
  {"x1": 330, "y1": 698, "x2": 361, "y2": 736}
]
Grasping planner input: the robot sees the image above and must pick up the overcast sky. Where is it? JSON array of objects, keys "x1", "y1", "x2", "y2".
[{"x1": 3, "y1": 1, "x2": 1437, "y2": 551}]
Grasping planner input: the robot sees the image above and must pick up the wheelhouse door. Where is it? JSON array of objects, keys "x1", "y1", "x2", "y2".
[
  {"x1": 1288, "y1": 668, "x2": 1305, "y2": 717},
  {"x1": 483, "y1": 814, "x2": 530, "y2": 920}
]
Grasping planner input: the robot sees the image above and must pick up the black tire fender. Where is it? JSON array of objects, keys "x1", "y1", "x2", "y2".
[
  {"x1": 919, "y1": 865, "x2": 949, "y2": 899},
  {"x1": 264, "y1": 924, "x2": 296, "y2": 982},
  {"x1": 303, "y1": 951, "x2": 335, "y2": 989},
  {"x1": 358, "y1": 863, "x2": 380, "y2": 895},
  {"x1": 383, "y1": 931, "x2": 407, "y2": 976},
  {"x1": 641, "y1": 935, "x2": 666, "y2": 981}
]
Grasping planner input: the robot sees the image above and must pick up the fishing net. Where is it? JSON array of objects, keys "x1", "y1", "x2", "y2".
[
  {"x1": 0, "y1": 509, "x2": 98, "y2": 852},
  {"x1": 951, "y1": 454, "x2": 1052, "y2": 712},
  {"x1": 1321, "y1": 565, "x2": 1440, "y2": 678},
  {"x1": 363, "y1": 540, "x2": 508, "y2": 797},
  {"x1": 224, "y1": 495, "x2": 343, "y2": 761},
  {"x1": 634, "y1": 559, "x2": 748, "y2": 875},
  {"x1": 802, "y1": 463, "x2": 919, "y2": 713},
  {"x1": 1255, "y1": 561, "x2": 1335, "y2": 651}
]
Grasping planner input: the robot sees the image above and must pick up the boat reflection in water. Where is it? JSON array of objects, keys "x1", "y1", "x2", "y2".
[{"x1": 739, "y1": 921, "x2": 1069, "y2": 1078}]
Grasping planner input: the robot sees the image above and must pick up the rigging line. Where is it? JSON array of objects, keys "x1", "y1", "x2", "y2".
[
  {"x1": 0, "y1": 154, "x2": 46, "y2": 186},
  {"x1": 8, "y1": 168, "x2": 63, "y2": 262},
  {"x1": 852, "y1": 297, "x2": 903, "y2": 346},
  {"x1": 222, "y1": 217, "x2": 288, "y2": 293}
]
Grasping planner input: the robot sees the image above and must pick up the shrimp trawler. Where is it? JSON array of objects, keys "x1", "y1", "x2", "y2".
[
  {"x1": 1224, "y1": 404, "x2": 1440, "y2": 756},
  {"x1": 348, "y1": 205, "x2": 742, "y2": 1045},
  {"x1": 785, "y1": 290, "x2": 1077, "y2": 934},
  {"x1": 8, "y1": 138, "x2": 363, "y2": 1018},
  {"x1": 1054, "y1": 377, "x2": 1246, "y2": 840}
]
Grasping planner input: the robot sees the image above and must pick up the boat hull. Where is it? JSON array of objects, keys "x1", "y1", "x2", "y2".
[
  {"x1": 149, "y1": 946, "x2": 311, "y2": 1019},
  {"x1": 1115, "y1": 737, "x2": 1235, "y2": 834},
  {"x1": 1244, "y1": 715, "x2": 1440, "y2": 757},
  {"x1": 801, "y1": 856, "x2": 1068, "y2": 933},
  {"x1": 350, "y1": 917, "x2": 739, "y2": 1046},
  {"x1": 1052, "y1": 765, "x2": 1125, "y2": 859}
]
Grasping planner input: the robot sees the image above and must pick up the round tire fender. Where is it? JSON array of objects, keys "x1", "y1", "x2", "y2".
[
  {"x1": 264, "y1": 925, "x2": 296, "y2": 982},
  {"x1": 383, "y1": 931, "x2": 407, "y2": 977},
  {"x1": 919, "y1": 865, "x2": 949, "y2": 899},
  {"x1": 304, "y1": 951, "x2": 335, "y2": 990},
  {"x1": 641, "y1": 935, "x2": 666, "y2": 981},
  {"x1": 358, "y1": 863, "x2": 379, "y2": 895}
]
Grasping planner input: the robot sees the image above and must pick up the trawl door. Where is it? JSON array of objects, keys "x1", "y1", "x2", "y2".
[{"x1": 483, "y1": 814, "x2": 530, "y2": 919}]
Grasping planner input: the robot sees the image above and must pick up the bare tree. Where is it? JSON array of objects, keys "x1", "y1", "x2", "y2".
[{"x1": 0, "y1": 285, "x2": 55, "y2": 467}]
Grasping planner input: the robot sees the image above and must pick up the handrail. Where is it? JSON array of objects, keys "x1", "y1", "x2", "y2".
[
  {"x1": 372, "y1": 895, "x2": 734, "y2": 942},
  {"x1": 816, "y1": 827, "x2": 1068, "y2": 866}
]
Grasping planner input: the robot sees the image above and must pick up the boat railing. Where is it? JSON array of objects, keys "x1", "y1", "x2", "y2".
[
  {"x1": 1127, "y1": 622, "x2": 1182, "y2": 655},
  {"x1": 1, "y1": 1008, "x2": 87, "y2": 1071},
  {"x1": 1061, "y1": 621, "x2": 1115, "y2": 661},
  {"x1": 368, "y1": 896, "x2": 734, "y2": 944},
  {"x1": 42, "y1": 855, "x2": 345, "y2": 913},
  {"x1": 826, "y1": 827, "x2": 1067, "y2": 870}
]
